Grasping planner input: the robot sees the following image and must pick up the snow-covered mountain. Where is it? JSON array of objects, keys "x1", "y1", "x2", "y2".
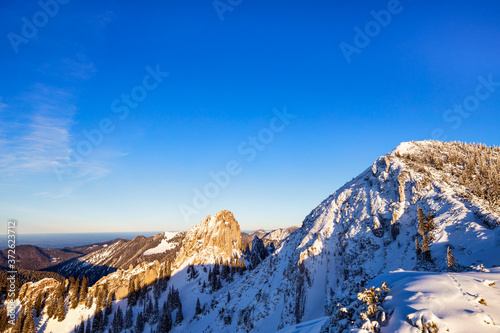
[
  {"x1": 248, "y1": 229, "x2": 268, "y2": 239},
  {"x1": 178, "y1": 140, "x2": 500, "y2": 332},
  {"x1": 5, "y1": 140, "x2": 500, "y2": 333},
  {"x1": 244, "y1": 226, "x2": 299, "y2": 249},
  {"x1": 49, "y1": 231, "x2": 184, "y2": 284},
  {"x1": 262, "y1": 226, "x2": 299, "y2": 246}
]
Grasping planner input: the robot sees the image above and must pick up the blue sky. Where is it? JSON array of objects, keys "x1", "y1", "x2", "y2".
[{"x1": 1, "y1": 0, "x2": 499, "y2": 234}]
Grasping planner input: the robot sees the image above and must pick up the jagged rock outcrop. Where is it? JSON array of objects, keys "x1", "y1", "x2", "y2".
[
  {"x1": 173, "y1": 210, "x2": 243, "y2": 268},
  {"x1": 248, "y1": 236, "x2": 273, "y2": 268},
  {"x1": 18, "y1": 278, "x2": 59, "y2": 302},
  {"x1": 90, "y1": 260, "x2": 165, "y2": 300}
]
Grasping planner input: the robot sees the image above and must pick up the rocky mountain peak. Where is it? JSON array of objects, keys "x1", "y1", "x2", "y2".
[{"x1": 173, "y1": 210, "x2": 243, "y2": 268}]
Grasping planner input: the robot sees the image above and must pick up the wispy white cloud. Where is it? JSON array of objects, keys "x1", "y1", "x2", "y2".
[
  {"x1": 0, "y1": 86, "x2": 73, "y2": 176},
  {"x1": 0, "y1": 85, "x2": 114, "y2": 197}
]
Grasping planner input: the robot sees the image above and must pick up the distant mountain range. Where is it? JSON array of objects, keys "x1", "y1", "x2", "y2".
[{"x1": 1, "y1": 224, "x2": 297, "y2": 286}]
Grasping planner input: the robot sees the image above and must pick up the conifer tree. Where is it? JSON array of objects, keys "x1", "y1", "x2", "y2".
[
  {"x1": 136, "y1": 279, "x2": 144, "y2": 302},
  {"x1": 144, "y1": 298, "x2": 153, "y2": 324},
  {"x1": 157, "y1": 307, "x2": 172, "y2": 332},
  {"x1": 111, "y1": 307, "x2": 124, "y2": 333},
  {"x1": 151, "y1": 298, "x2": 159, "y2": 324},
  {"x1": 85, "y1": 318, "x2": 92, "y2": 333},
  {"x1": 175, "y1": 302, "x2": 183, "y2": 324},
  {"x1": 56, "y1": 284, "x2": 67, "y2": 322},
  {"x1": 421, "y1": 234, "x2": 431, "y2": 262},
  {"x1": 68, "y1": 276, "x2": 75, "y2": 292},
  {"x1": 103, "y1": 307, "x2": 109, "y2": 329},
  {"x1": 153, "y1": 279, "x2": 161, "y2": 300},
  {"x1": 22, "y1": 305, "x2": 36, "y2": 333},
  {"x1": 417, "y1": 206, "x2": 427, "y2": 236},
  {"x1": 35, "y1": 292, "x2": 44, "y2": 317},
  {"x1": 79, "y1": 277, "x2": 89, "y2": 304},
  {"x1": 426, "y1": 213, "x2": 435, "y2": 231},
  {"x1": 95, "y1": 287, "x2": 107, "y2": 313},
  {"x1": 105, "y1": 294, "x2": 114, "y2": 317},
  {"x1": 92, "y1": 310, "x2": 103, "y2": 333},
  {"x1": 124, "y1": 307, "x2": 133, "y2": 329},
  {"x1": 85, "y1": 295, "x2": 93, "y2": 309},
  {"x1": 426, "y1": 213, "x2": 435, "y2": 241},
  {"x1": 70, "y1": 277, "x2": 80, "y2": 309},
  {"x1": 195, "y1": 298, "x2": 202, "y2": 316},
  {"x1": 127, "y1": 278, "x2": 137, "y2": 306},
  {"x1": 213, "y1": 262, "x2": 220, "y2": 275},
  {"x1": 45, "y1": 296, "x2": 57, "y2": 319},
  {"x1": 135, "y1": 312, "x2": 145, "y2": 333},
  {"x1": 189, "y1": 265, "x2": 198, "y2": 279},
  {"x1": 446, "y1": 246, "x2": 457, "y2": 270},
  {"x1": 11, "y1": 310, "x2": 24, "y2": 333},
  {"x1": 111, "y1": 313, "x2": 119, "y2": 333}
]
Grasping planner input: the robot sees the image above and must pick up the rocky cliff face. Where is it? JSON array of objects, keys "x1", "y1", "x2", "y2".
[
  {"x1": 18, "y1": 277, "x2": 59, "y2": 303},
  {"x1": 90, "y1": 260, "x2": 166, "y2": 301},
  {"x1": 173, "y1": 210, "x2": 243, "y2": 268}
]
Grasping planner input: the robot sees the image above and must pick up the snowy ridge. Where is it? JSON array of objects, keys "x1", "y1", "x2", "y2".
[
  {"x1": 143, "y1": 232, "x2": 182, "y2": 256},
  {"x1": 52, "y1": 231, "x2": 185, "y2": 285},
  {"x1": 178, "y1": 141, "x2": 500, "y2": 332},
  {"x1": 262, "y1": 226, "x2": 299, "y2": 245},
  {"x1": 13, "y1": 141, "x2": 500, "y2": 333}
]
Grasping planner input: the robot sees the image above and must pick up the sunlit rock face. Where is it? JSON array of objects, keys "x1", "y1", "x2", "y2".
[{"x1": 173, "y1": 210, "x2": 243, "y2": 268}]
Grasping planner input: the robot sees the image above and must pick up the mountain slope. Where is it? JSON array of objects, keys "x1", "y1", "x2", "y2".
[
  {"x1": 181, "y1": 140, "x2": 500, "y2": 332},
  {"x1": 8, "y1": 140, "x2": 500, "y2": 333},
  {"x1": 262, "y1": 226, "x2": 299, "y2": 246},
  {"x1": 48, "y1": 232, "x2": 184, "y2": 284},
  {"x1": 14, "y1": 211, "x2": 246, "y2": 333},
  {"x1": 376, "y1": 269, "x2": 500, "y2": 332},
  {"x1": 0, "y1": 245, "x2": 81, "y2": 271}
]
